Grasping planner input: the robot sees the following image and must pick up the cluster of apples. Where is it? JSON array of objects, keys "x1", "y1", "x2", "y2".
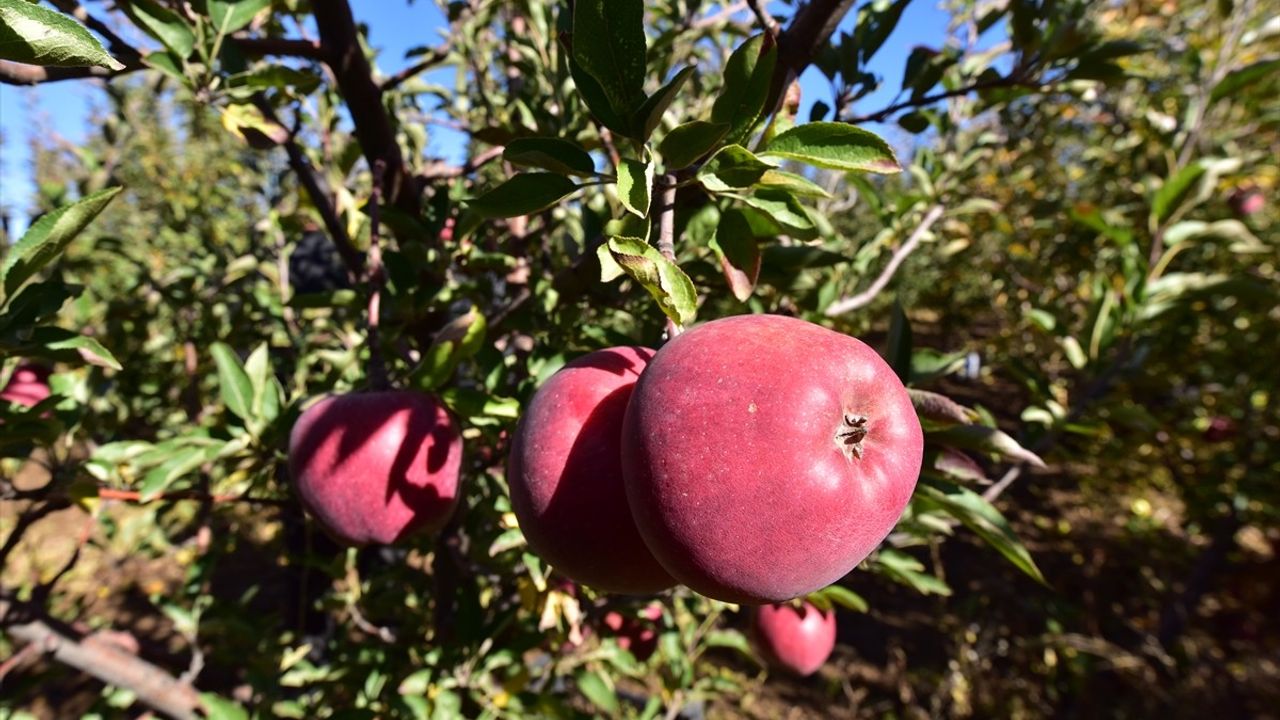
[
  {"x1": 287, "y1": 313, "x2": 922, "y2": 673},
  {"x1": 507, "y1": 313, "x2": 924, "y2": 605}
]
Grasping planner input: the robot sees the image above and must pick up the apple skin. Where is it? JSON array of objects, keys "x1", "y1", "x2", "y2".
[
  {"x1": 622, "y1": 314, "x2": 923, "y2": 604},
  {"x1": 508, "y1": 347, "x2": 675, "y2": 594},
  {"x1": 1, "y1": 364, "x2": 51, "y2": 408},
  {"x1": 288, "y1": 391, "x2": 462, "y2": 546},
  {"x1": 753, "y1": 601, "x2": 836, "y2": 676},
  {"x1": 1203, "y1": 416, "x2": 1237, "y2": 443}
]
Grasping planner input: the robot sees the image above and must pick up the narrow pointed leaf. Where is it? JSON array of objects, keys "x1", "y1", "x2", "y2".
[
  {"x1": 211, "y1": 342, "x2": 253, "y2": 422},
  {"x1": 2, "y1": 187, "x2": 122, "y2": 297},
  {"x1": 761, "y1": 122, "x2": 900, "y2": 174},
  {"x1": 503, "y1": 137, "x2": 595, "y2": 176},
  {"x1": 0, "y1": 0, "x2": 124, "y2": 69},
  {"x1": 658, "y1": 120, "x2": 729, "y2": 169},
  {"x1": 634, "y1": 65, "x2": 695, "y2": 140},
  {"x1": 711, "y1": 33, "x2": 777, "y2": 145},
  {"x1": 467, "y1": 174, "x2": 578, "y2": 218}
]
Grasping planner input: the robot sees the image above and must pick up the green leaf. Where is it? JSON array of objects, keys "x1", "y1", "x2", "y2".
[
  {"x1": 616, "y1": 157, "x2": 653, "y2": 218},
  {"x1": 2, "y1": 187, "x2": 122, "y2": 298},
  {"x1": 139, "y1": 442, "x2": 223, "y2": 502},
  {"x1": 15, "y1": 326, "x2": 120, "y2": 369},
  {"x1": 916, "y1": 478, "x2": 1047, "y2": 585},
  {"x1": 697, "y1": 144, "x2": 775, "y2": 192},
  {"x1": 466, "y1": 174, "x2": 578, "y2": 219},
  {"x1": 703, "y1": 629, "x2": 755, "y2": 659},
  {"x1": 709, "y1": 208, "x2": 760, "y2": 301},
  {"x1": 1163, "y1": 219, "x2": 1264, "y2": 251},
  {"x1": 503, "y1": 137, "x2": 595, "y2": 176},
  {"x1": 1151, "y1": 160, "x2": 1208, "y2": 224},
  {"x1": 930, "y1": 424, "x2": 1046, "y2": 468},
  {"x1": 711, "y1": 33, "x2": 778, "y2": 145},
  {"x1": 568, "y1": 53, "x2": 634, "y2": 138},
  {"x1": 909, "y1": 389, "x2": 973, "y2": 425},
  {"x1": 855, "y1": 0, "x2": 910, "y2": 63},
  {"x1": 0, "y1": 281, "x2": 73, "y2": 331},
  {"x1": 634, "y1": 65, "x2": 695, "y2": 140},
  {"x1": 572, "y1": 0, "x2": 647, "y2": 127},
  {"x1": 1210, "y1": 58, "x2": 1280, "y2": 102},
  {"x1": 607, "y1": 236, "x2": 698, "y2": 327},
  {"x1": 200, "y1": 693, "x2": 250, "y2": 720},
  {"x1": 813, "y1": 584, "x2": 869, "y2": 613},
  {"x1": 206, "y1": 0, "x2": 270, "y2": 35},
  {"x1": 0, "y1": 0, "x2": 123, "y2": 70},
  {"x1": 211, "y1": 342, "x2": 253, "y2": 422},
  {"x1": 243, "y1": 342, "x2": 280, "y2": 424},
  {"x1": 886, "y1": 301, "x2": 912, "y2": 383},
  {"x1": 734, "y1": 190, "x2": 817, "y2": 239},
  {"x1": 225, "y1": 65, "x2": 322, "y2": 97},
  {"x1": 120, "y1": 0, "x2": 195, "y2": 59},
  {"x1": 659, "y1": 121, "x2": 729, "y2": 170},
  {"x1": 409, "y1": 306, "x2": 487, "y2": 391},
  {"x1": 754, "y1": 169, "x2": 831, "y2": 198},
  {"x1": 576, "y1": 670, "x2": 620, "y2": 716},
  {"x1": 761, "y1": 122, "x2": 900, "y2": 174},
  {"x1": 872, "y1": 549, "x2": 951, "y2": 596}
]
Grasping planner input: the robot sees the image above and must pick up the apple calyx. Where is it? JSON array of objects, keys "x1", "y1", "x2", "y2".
[{"x1": 836, "y1": 413, "x2": 869, "y2": 459}]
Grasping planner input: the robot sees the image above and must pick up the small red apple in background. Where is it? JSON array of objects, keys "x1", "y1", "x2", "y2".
[
  {"x1": 1228, "y1": 187, "x2": 1264, "y2": 216},
  {"x1": 601, "y1": 610, "x2": 659, "y2": 661},
  {"x1": 622, "y1": 314, "x2": 924, "y2": 604},
  {"x1": 753, "y1": 601, "x2": 836, "y2": 677},
  {"x1": 507, "y1": 347, "x2": 674, "y2": 594},
  {"x1": 1, "y1": 364, "x2": 51, "y2": 408},
  {"x1": 1203, "y1": 416, "x2": 1237, "y2": 442},
  {"x1": 288, "y1": 391, "x2": 462, "y2": 546}
]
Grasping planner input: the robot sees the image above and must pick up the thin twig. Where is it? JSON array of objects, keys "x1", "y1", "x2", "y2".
[
  {"x1": 0, "y1": 60, "x2": 139, "y2": 86},
  {"x1": 692, "y1": 1, "x2": 750, "y2": 29},
  {"x1": 746, "y1": 0, "x2": 780, "y2": 37},
  {"x1": 656, "y1": 174, "x2": 681, "y2": 340},
  {"x1": 366, "y1": 159, "x2": 389, "y2": 391},
  {"x1": 96, "y1": 488, "x2": 289, "y2": 506},
  {"x1": 382, "y1": 44, "x2": 451, "y2": 92},
  {"x1": 420, "y1": 145, "x2": 505, "y2": 181},
  {"x1": 251, "y1": 96, "x2": 363, "y2": 280},
  {"x1": 845, "y1": 77, "x2": 1029, "y2": 124},
  {"x1": 825, "y1": 204, "x2": 944, "y2": 316}
]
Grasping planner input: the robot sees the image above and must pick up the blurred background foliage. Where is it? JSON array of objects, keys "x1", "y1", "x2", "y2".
[{"x1": 1, "y1": 0, "x2": 1276, "y2": 718}]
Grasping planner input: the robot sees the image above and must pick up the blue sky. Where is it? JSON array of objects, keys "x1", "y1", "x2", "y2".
[{"x1": 0, "y1": 0, "x2": 969, "y2": 235}]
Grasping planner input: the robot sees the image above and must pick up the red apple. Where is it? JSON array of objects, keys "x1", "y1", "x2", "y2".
[
  {"x1": 622, "y1": 314, "x2": 923, "y2": 604},
  {"x1": 602, "y1": 610, "x2": 658, "y2": 661},
  {"x1": 753, "y1": 601, "x2": 836, "y2": 676},
  {"x1": 288, "y1": 391, "x2": 462, "y2": 546},
  {"x1": 1228, "y1": 187, "x2": 1264, "y2": 216},
  {"x1": 508, "y1": 347, "x2": 675, "y2": 594},
  {"x1": 1, "y1": 364, "x2": 51, "y2": 408}
]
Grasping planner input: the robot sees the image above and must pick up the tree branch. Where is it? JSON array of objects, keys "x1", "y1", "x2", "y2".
[
  {"x1": 825, "y1": 204, "x2": 944, "y2": 316},
  {"x1": 0, "y1": 60, "x2": 139, "y2": 86},
  {"x1": 312, "y1": 0, "x2": 419, "y2": 215},
  {"x1": 845, "y1": 76, "x2": 1030, "y2": 124},
  {"x1": 0, "y1": 599, "x2": 202, "y2": 720},
  {"x1": 656, "y1": 174, "x2": 681, "y2": 339},
  {"x1": 232, "y1": 36, "x2": 325, "y2": 60},
  {"x1": 251, "y1": 96, "x2": 364, "y2": 279},
  {"x1": 746, "y1": 0, "x2": 780, "y2": 37},
  {"x1": 768, "y1": 0, "x2": 857, "y2": 113}
]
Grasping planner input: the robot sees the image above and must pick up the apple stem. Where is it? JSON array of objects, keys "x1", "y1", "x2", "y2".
[
  {"x1": 836, "y1": 413, "x2": 868, "y2": 459},
  {"x1": 656, "y1": 173, "x2": 682, "y2": 341},
  {"x1": 366, "y1": 159, "x2": 389, "y2": 391}
]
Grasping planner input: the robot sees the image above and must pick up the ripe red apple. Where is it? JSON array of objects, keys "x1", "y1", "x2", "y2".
[
  {"x1": 1, "y1": 364, "x2": 51, "y2": 408},
  {"x1": 1228, "y1": 187, "x2": 1264, "y2": 216},
  {"x1": 508, "y1": 347, "x2": 675, "y2": 594},
  {"x1": 288, "y1": 391, "x2": 462, "y2": 546},
  {"x1": 622, "y1": 314, "x2": 923, "y2": 604},
  {"x1": 601, "y1": 609, "x2": 658, "y2": 661},
  {"x1": 753, "y1": 601, "x2": 836, "y2": 676}
]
